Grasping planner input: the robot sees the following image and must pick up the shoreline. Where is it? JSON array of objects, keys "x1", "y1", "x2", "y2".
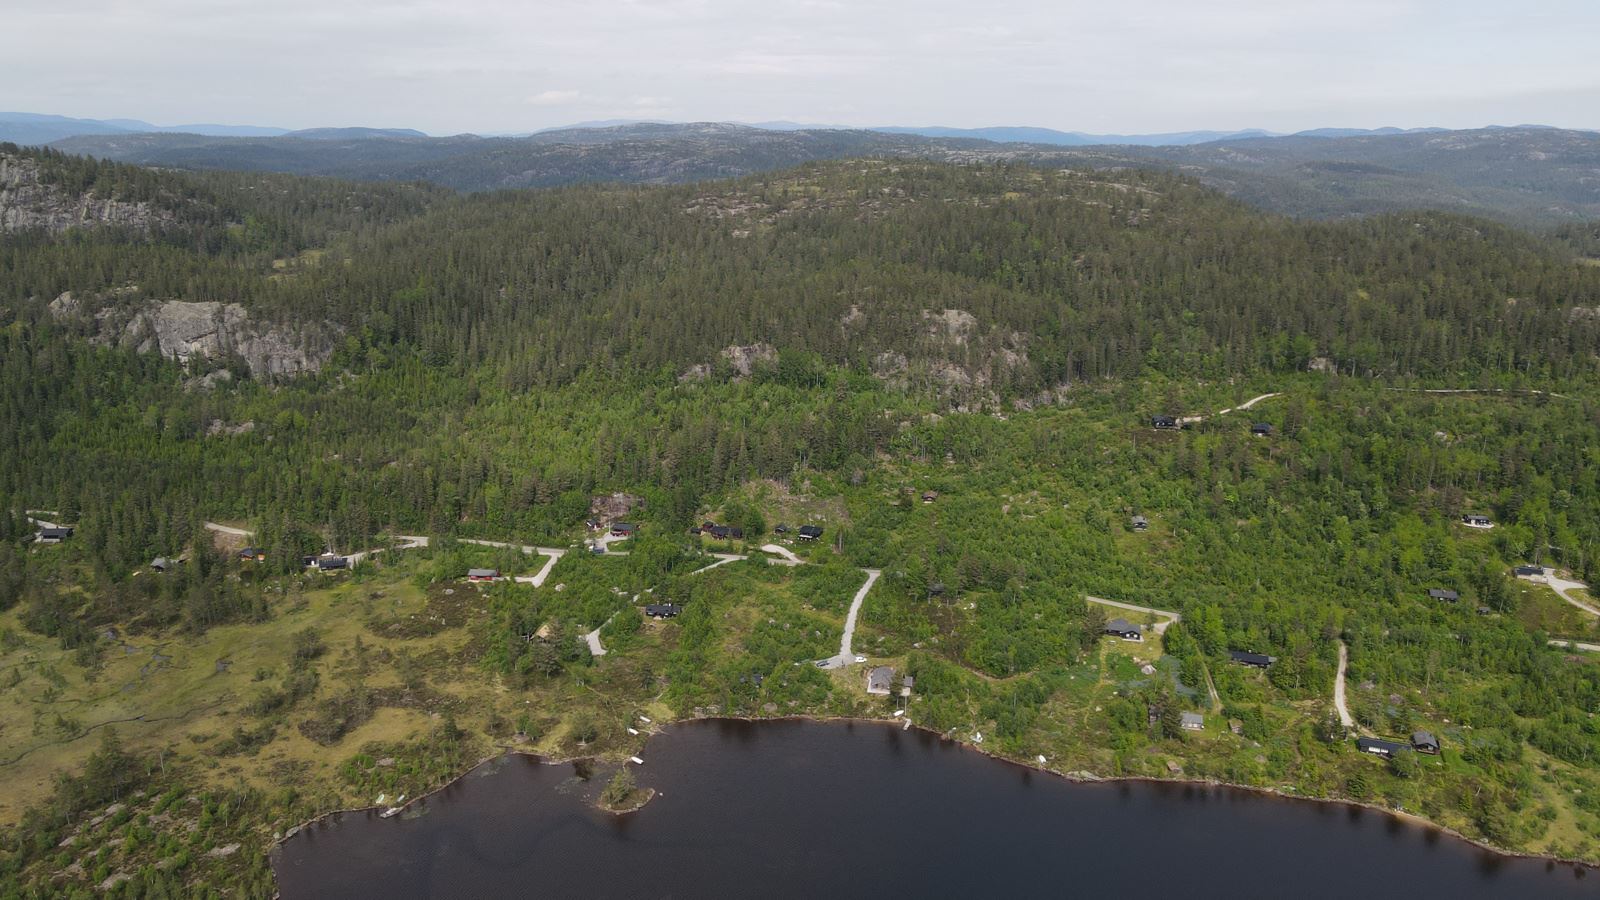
[{"x1": 269, "y1": 713, "x2": 1597, "y2": 876}]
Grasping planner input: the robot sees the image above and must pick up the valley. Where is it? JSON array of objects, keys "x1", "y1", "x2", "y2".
[{"x1": 2, "y1": 143, "x2": 1600, "y2": 894}]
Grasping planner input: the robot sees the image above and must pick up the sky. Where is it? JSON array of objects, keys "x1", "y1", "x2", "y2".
[{"x1": 5, "y1": 0, "x2": 1598, "y2": 135}]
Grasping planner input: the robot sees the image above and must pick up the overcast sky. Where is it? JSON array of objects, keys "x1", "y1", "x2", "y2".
[{"x1": 6, "y1": 0, "x2": 1597, "y2": 135}]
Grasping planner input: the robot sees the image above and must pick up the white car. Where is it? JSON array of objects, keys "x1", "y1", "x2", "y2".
[{"x1": 853, "y1": 655, "x2": 866, "y2": 663}]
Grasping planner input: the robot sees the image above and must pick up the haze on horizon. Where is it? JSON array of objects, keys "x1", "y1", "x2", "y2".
[{"x1": 5, "y1": 0, "x2": 1598, "y2": 136}]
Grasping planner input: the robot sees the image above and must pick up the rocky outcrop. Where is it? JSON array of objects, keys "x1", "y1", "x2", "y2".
[
  {"x1": 0, "y1": 154, "x2": 181, "y2": 234},
  {"x1": 719, "y1": 343, "x2": 778, "y2": 377},
  {"x1": 922, "y1": 308, "x2": 978, "y2": 343},
  {"x1": 589, "y1": 493, "x2": 642, "y2": 526},
  {"x1": 51, "y1": 293, "x2": 337, "y2": 378}
]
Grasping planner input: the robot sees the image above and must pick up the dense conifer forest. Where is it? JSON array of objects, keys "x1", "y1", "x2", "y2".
[{"x1": 4, "y1": 143, "x2": 1600, "y2": 894}]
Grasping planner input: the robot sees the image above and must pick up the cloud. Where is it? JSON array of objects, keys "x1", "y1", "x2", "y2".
[
  {"x1": 526, "y1": 90, "x2": 582, "y2": 106},
  {"x1": 0, "y1": 0, "x2": 1596, "y2": 134}
]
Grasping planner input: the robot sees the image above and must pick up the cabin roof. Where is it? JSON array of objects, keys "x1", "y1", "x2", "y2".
[{"x1": 1105, "y1": 617, "x2": 1142, "y2": 634}]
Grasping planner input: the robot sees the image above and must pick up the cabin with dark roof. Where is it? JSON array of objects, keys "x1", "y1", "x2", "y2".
[
  {"x1": 797, "y1": 525, "x2": 824, "y2": 541},
  {"x1": 468, "y1": 568, "x2": 499, "y2": 582},
  {"x1": 610, "y1": 522, "x2": 637, "y2": 538},
  {"x1": 1229, "y1": 650, "x2": 1274, "y2": 668},
  {"x1": 1357, "y1": 737, "x2": 1408, "y2": 758},
  {"x1": 774, "y1": 523, "x2": 791, "y2": 534},
  {"x1": 1461, "y1": 514, "x2": 1493, "y2": 529},
  {"x1": 1513, "y1": 564, "x2": 1545, "y2": 578},
  {"x1": 35, "y1": 526, "x2": 73, "y2": 544},
  {"x1": 866, "y1": 666, "x2": 894, "y2": 695},
  {"x1": 315, "y1": 555, "x2": 348, "y2": 571},
  {"x1": 644, "y1": 603, "x2": 683, "y2": 619},
  {"x1": 1427, "y1": 588, "x2": 1460, "y2": 602},
  {"x1": 1151, "y1": 415, "x2": 1180, "y2": 430},
  {"x1": 708, "y1": 525, "x2": 732, "y2": 540},
  {"x1": 1104, "y1": 618, "x2": 1144, "y2": 641},
  {"x1": 151, "y1": 557, "x2": 173, "y2": 573},
  {"x1": 238, "y1": 547, "x2": 265, "y2": 562},
  {"x1": 1251, "y1": 422, "x2": 1273, "y2": 437},
  {"x1": 1410, "y1": 730, "x2": 1440, "y2": 754}
]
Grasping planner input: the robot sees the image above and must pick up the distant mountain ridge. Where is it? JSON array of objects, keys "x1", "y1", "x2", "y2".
[
  {"x1": 13, "y1": 109, "x2": 1573, "y2": 148},
  {"x1": 20, "y1": 115, "x2": 1600, "y2": 225},
  {"x1": 0, "y1": 112, "x2": 427, "y2": 145}
]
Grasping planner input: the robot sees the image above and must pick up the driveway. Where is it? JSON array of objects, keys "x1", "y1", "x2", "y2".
[
  {"x1": 1085, "y1": 595, "x2": 1181, "y2": 635},
  {"x1": 1334, "y1": 640, "x2": 1357, "y2": 731},
  {"x1": 818, "y1": 569, "x2": 881, "y2": 668},
  {"x1": 1543, "y1": 570, "x2": 1600, "y2": 617}
]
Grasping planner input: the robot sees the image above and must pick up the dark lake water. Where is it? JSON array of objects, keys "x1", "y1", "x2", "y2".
[{"x1": 275, "y1": 719, "x2": 1594, "y2": 899}]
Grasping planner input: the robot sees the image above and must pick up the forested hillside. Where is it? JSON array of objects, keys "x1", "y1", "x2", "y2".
[
  {"x1": 6, "y1": 146, "x2": 1600, "y2": 892},
  {"x1": 43, "y1": 123, "x2": 1600, "y2": 225}
]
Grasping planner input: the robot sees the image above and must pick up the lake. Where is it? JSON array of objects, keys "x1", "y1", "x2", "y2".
[{"x1": 274, "y1": 719, "x2": 1593, "y2": 898}]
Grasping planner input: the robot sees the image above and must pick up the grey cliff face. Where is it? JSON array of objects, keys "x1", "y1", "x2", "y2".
[
  {"x1": 0, "y1": 154, "x2": 181, "y2": 234},
  {"x1": 51, "y1": 293, "x2": 336, "y2": 379}
]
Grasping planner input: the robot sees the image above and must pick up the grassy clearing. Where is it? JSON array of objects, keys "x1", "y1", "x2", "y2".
[{"x1": 1516, "y1": 582, "x2": 1600, "y2": 638}]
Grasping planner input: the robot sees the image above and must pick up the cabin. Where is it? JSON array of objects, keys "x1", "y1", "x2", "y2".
[
  {"x1": 1357, "y1": 737, "x2": 1408, "y2": 758},
  {"x1": 1130, "y1": 515, "x2": 1149, "y2": 532},
  {"x1": 1103, "y1": 618, "x2": 1144, "y2": 641},
  {"x1": 35, "y1": 526, "x2": 73, "y2": 544},
  {"x1": 797, "y1": 525, "x2": 824, "y2": 542},
  {"x1": 1411, "y1": 730, "x2": 1440, "y2": 754},
  {"x1": 708, "y1": 525, "x2": 732, "y2": 540},
  {"x1": 644, "y1": 603, "x2": 682, "y2": 619},
  {"x1": 1181, "y1": 712, "x2": 1205, "y2": 731},
  {"x1": 238, "y1": 547, "x2": 265, "y2": 562},
  {"x1": 1513, "y1": 564, "x2": 1545, "y2": 578},
  {"x1": 610, "y1": 523, "x2": 637, "y2": 538},
  {"x1": 774, "y1": 524, "x2": 791, "y2": 534},
  {"x1": 900, "y1": 675, "x2": 915, "y2": 698},
  {"x1": 467, "y1": 568, "x2": 499, "y2": 582},
  {"x1": 1251, "y1": 422, "x2": 1273, "y2": 437},
  {"x1": 927, "y1": 582, "x2": 947, "y2": 598},
  {"x1": 315, "y1": 555, "x2": 348, "y2": 571},
  {"x1": 922, "y1": 490, "x2": 938, "y2": 504},
  {"x1": 1461, "y1": 514, "x2": 1494, "y2": 529},
  {"x1": 1476, "y1": 605, "x2": 1493, "y2": 615},
  {"x1": 151, "y1": 557, "x2": 173, "y2": 573},
  {"x1": 1151, "y1": 415, "x2": 1180, "y2": 430},
  {"x1": 866, "y1": 666, "x2": 894, "y2": 696},
  {"x1": 1427, "y1": 588, "x2": 1460, "y2": 602},
  {"x1": 1229, "y1": 650, "x2": 1275, "y2": 669}
]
